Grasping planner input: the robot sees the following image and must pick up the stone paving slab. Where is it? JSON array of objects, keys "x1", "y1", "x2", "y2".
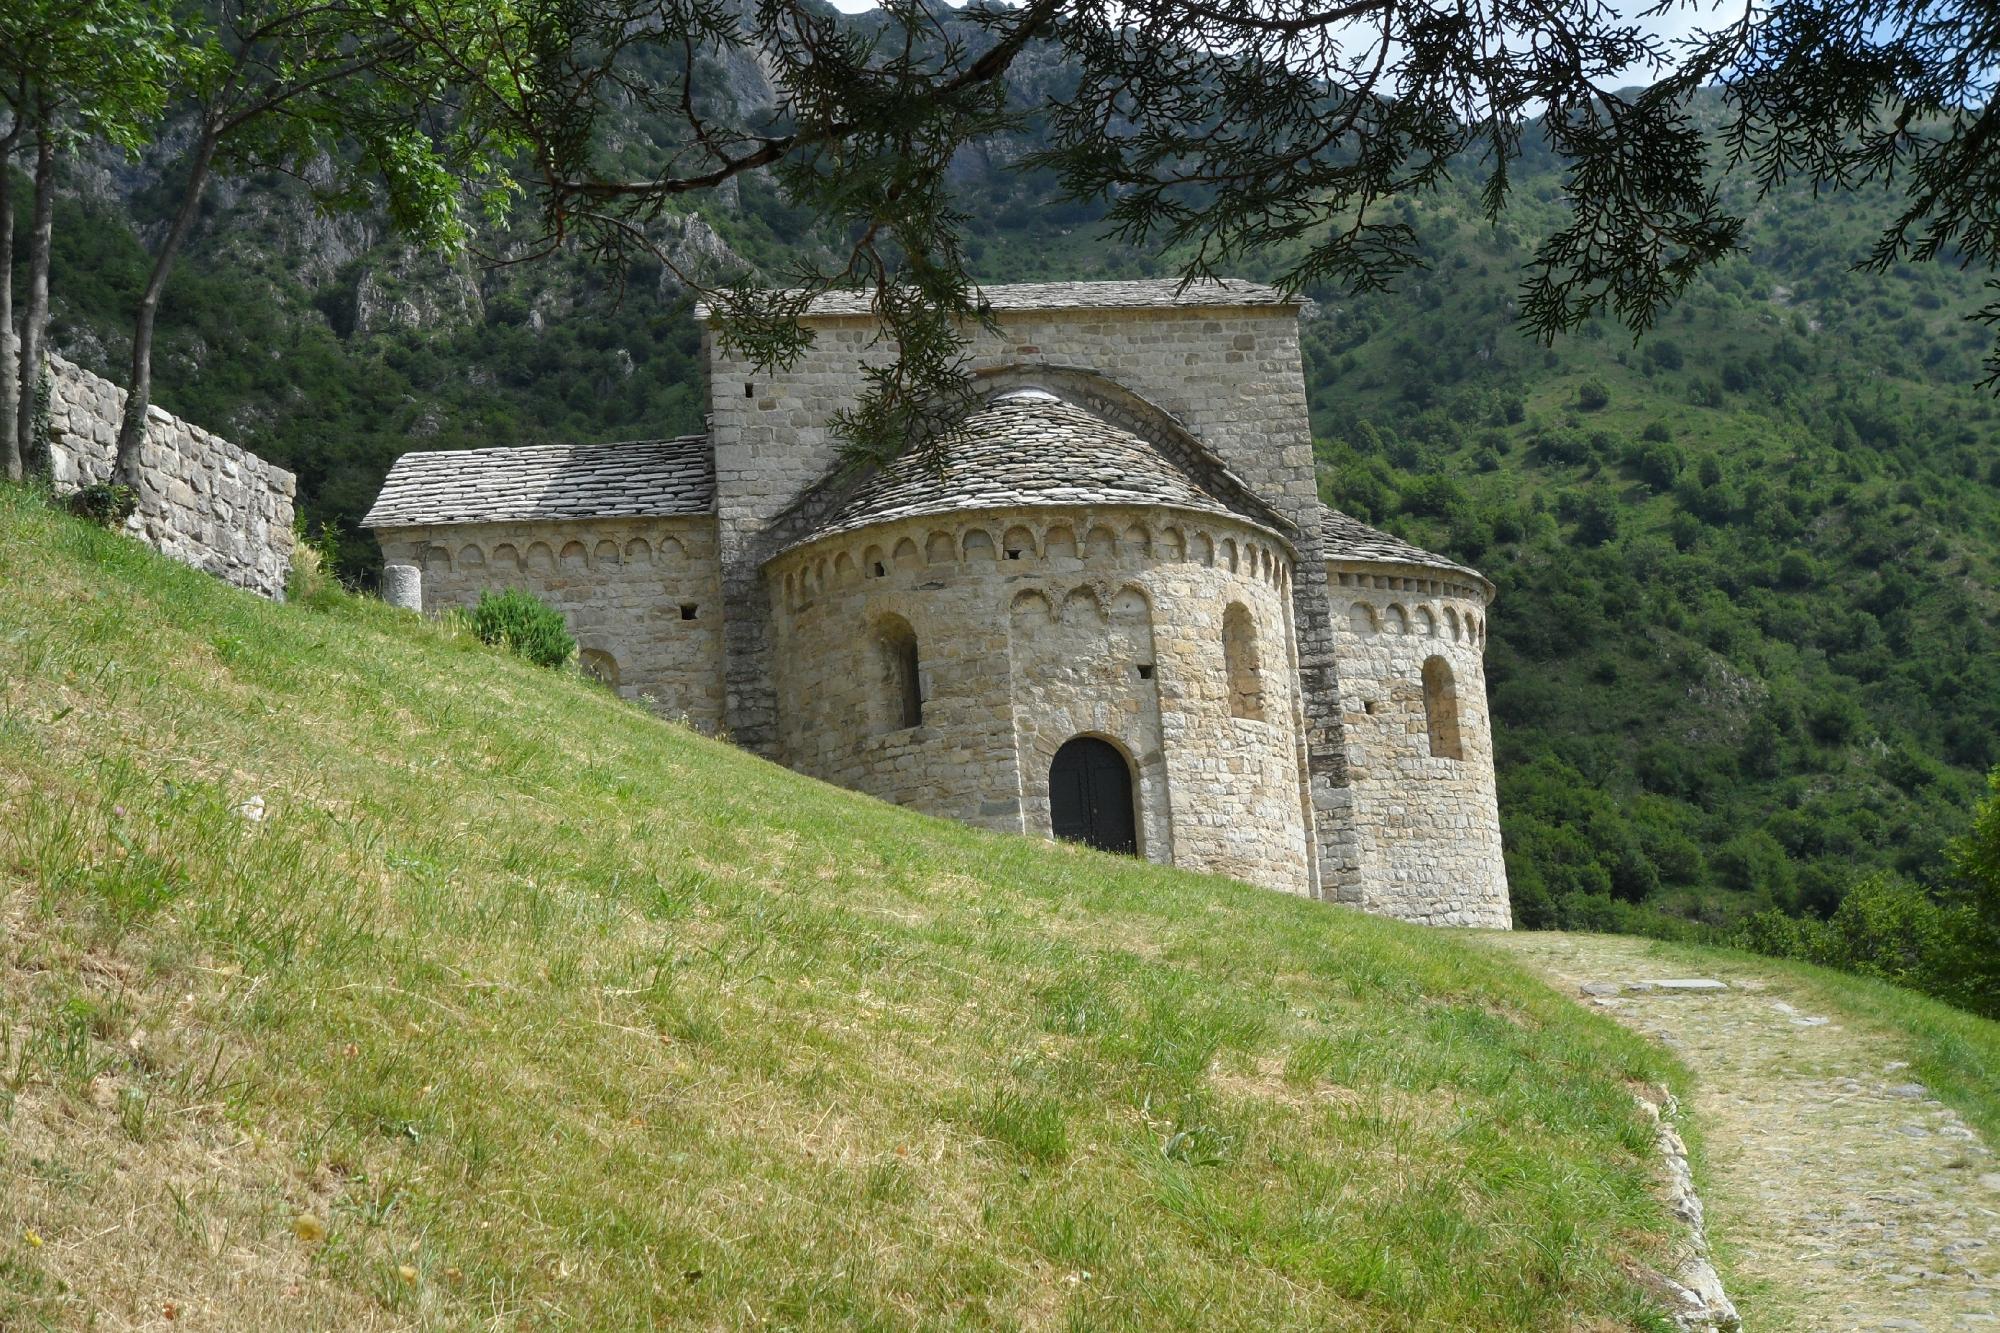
[{"x1": 1484, "y1": 931, "x2": 2000, "y2": 1333}]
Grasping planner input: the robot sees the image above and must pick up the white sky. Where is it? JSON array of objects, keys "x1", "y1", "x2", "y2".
[{"x1": 816, "y1": 0, "x2": 1746, "y2": 82}]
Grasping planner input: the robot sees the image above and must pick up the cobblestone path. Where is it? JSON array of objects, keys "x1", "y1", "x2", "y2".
[{"x1": 1484, "y1": 932, "x2": 1999, "y2": 1332}]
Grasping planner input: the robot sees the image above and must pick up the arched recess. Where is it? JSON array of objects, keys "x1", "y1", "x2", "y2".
[
  {"x1": 875, "y1": 613, "x2": 924, "y2": 731},
  {"x1": 1422, "y1": 656, "x2": 1464, "y2": 760},
  {"x1": 580, "y1": 648, "x2": 619, "y2": 687},
  {"x1": 1048, "y1": 735, "x2": 1138, "y2": 855},
  {"x1": 1223, "y1": 602, "x2": 1263, "y2": 720}
]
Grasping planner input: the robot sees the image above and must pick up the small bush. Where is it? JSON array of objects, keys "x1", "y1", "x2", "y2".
[
  {"x1": 1576, "y1": 379, "x2": 1611, "y2": 411},
  {"x1": 472, "y1": 589, "x2": 575, "y2": 669},
  {"x1": 63, "y1": 482, "x2": 138, "y2": 528}
]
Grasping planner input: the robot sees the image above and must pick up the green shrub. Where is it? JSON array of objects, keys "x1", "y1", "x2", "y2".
[
  {"x1": 63, "y1": 482, "x2": 138, "y2": 528},
  {"x1": 1576, "y1": 378, "x2": 1611, "y2": 411},
  {"x1": 287, "y1": 519, "x2": 345, "y2": 606},
  {"x1": 1941, "y1": 767, "x2": 2000, "y2": 1015},
  {"x1": 472, "y1": 589, "x2": 576, "y2": 669}
]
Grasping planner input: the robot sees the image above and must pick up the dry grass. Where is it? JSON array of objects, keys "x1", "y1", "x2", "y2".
[{"x1": 3, "y1": 487, "x2": 1689, "y2": 1330}]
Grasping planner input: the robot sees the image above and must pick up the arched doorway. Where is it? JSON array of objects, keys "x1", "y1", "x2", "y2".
[{"x1": 1049, "y1": 737, "x2": 1137, "y2": 855}]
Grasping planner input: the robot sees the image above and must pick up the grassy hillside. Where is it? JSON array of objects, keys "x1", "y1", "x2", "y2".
[{"x1": 0, "y1": 489, "x2": 1697, "y2": 1329}]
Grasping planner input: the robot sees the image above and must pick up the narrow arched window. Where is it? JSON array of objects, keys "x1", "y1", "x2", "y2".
[
  {"x1": 1223, "y1": 602, "x2": 1262, "y2": 720},
  {"x1": 1422, "y1": 656, "x2": 1463, "y2": 760},
  {"x1": 876, "y1": 614, "x2": 923, "y2": 730},
  {"x1": 579, "y1": 648, "x2": 619, "y2": 688}
]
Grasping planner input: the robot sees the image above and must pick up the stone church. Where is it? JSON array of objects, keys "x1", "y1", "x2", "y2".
[{"x1": 366, "y1": 280, "x2": 1511, "y2": 928}]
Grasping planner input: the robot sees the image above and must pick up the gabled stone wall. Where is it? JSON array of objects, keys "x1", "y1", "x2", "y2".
[
  {"x1": 378, "y1": 516, "x2": 726, "y2": 729},
  {"x1": 44, "y1": 356, "x2": 296, "y2": 600}
]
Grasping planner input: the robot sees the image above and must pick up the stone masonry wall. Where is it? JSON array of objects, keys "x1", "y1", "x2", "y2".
[
  {"x1": 766, "y1": 504, "x2": 1309, "y2": 895},
  {"x1": 45, "y1": 355, "x2": 295, "y2": 599},
  {"x1": 705, "y1": 302, "x2": 1346, "y2": 901},
  {"x1": 1327, "y1": 561, "x2": 1510, "y2": 927},
  {"x1": 378, "y1": 517, "x2": 725, "y2": 729}
]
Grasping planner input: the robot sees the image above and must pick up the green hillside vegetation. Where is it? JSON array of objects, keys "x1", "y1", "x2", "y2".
[
  {"x1": 13, "y1": 89, "x2": 2000, "y2": 973},
  {"x1": 1300, "y1": 165, "x2": 2000, "y2": 958},
  {"x1": 1, "y1": 487, "x2": 1701, "y2": 1328}
]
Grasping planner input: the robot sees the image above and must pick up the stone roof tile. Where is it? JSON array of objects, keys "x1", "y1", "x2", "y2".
[
  {"x1": 699, "y1": 278, "x2": 1293, "y2": 321},
  {"x1": 1321, "y1": 509, "x2": 1491, "y2": 593},
  {"x1": 364, "y1": 437, "x2": 713, "y2": 528},
  {"x1": 782, "y1": 393, "x2": 1281, "y2": 552}
]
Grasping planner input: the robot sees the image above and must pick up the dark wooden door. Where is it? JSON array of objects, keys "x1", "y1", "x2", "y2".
[{"x1": 1049, "y1": 737, "x2": 1137, "y2": 855}]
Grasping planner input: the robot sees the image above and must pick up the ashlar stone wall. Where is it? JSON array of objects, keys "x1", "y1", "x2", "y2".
[
  {"x1": 1327, "y1": 561, "x2": 1510, "y2": 927},
  {"x1": 766, "y1": 504, "x2": 1311, "y2": 894},
  {"x1": 707, "y1": 300, "x2": 1351, "y2": 898},
  {"x1": 378, "y1": 517, "x2": 725, "y2": 729},
  {"x1": 45, "y1": 355, "x2": 295, "y2": 599}
]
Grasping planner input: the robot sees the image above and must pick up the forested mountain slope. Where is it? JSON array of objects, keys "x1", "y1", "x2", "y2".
[{"x1": 16, "y1": 85, "x2": 1999, "y2": 939}]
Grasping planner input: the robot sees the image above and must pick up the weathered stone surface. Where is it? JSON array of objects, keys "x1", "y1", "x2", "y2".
[
  {"x1": 377, "y1": 516, "x2": 725, "y2": 729},
  {"x1": 380, "y1": 563, "x2": 423, "y2": 611},
  {"x1": 365, "y1": 437, "x2": 711, "y2": 527},
  {"x1": 1327, "y1": 552, "x2": 1510, "y2": 927},
  {"x1": 43, "y1": 354, "x2": 294, "y2": 599},
  {"x1": 1491, "y1": 932, "x2": 2000, "y2": 1331},
  {"x1": 697, "y1": 276, "x2": 1296, "y2": 320},
  {"x1": 767, "y1": 503, "x2": 1311, "y2": 893}
]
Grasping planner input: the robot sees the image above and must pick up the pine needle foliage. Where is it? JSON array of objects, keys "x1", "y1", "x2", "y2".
[{"x1": 394, "y1": 0, "x2": 2000, "y2": 463}]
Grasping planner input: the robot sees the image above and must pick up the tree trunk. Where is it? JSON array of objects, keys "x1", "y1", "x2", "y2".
[
  {"x1": 0, "y1": 119, "x2": 20, "y2": 483},
  {"x1": 115, "y1": 127, "x2": 219, "y2": 488},
  {"x1": 13, "y1": 121, "x2": 52, "y2": 477}
]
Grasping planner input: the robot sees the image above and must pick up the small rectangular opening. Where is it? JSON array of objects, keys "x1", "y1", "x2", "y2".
[
  {"x1": 743, "y1": 382, "x2": 755, "y2": 398},
  {"x1": 679, "y1": 604, "x2": 698, "y2": 620},
  {"x1": 1136, "y1": 664, "x2": 1155, "y2": 681},
  {"x1": 1004, "y1": 549, "x2": 1022, "y2": 560},
  {"x1": 872, "y1": 562, "x2": 886, "y2": 578}
]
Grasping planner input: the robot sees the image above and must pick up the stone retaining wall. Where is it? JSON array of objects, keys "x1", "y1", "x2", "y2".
[{"x1": 44, "y1": 355, "x2": 295, "y2": 599}]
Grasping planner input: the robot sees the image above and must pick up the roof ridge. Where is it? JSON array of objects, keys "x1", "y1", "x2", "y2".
[{"x1": 697, "y1": 277, "x2": 1297, "y2": 322}]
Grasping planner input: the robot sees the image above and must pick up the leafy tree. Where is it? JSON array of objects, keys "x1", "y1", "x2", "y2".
[
  {"x1": 0, "y1": 0, "x2": 174, "y2": 479},
  {"x1": 110, "y1": 0, "x2": 518, "y2": 486}
]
